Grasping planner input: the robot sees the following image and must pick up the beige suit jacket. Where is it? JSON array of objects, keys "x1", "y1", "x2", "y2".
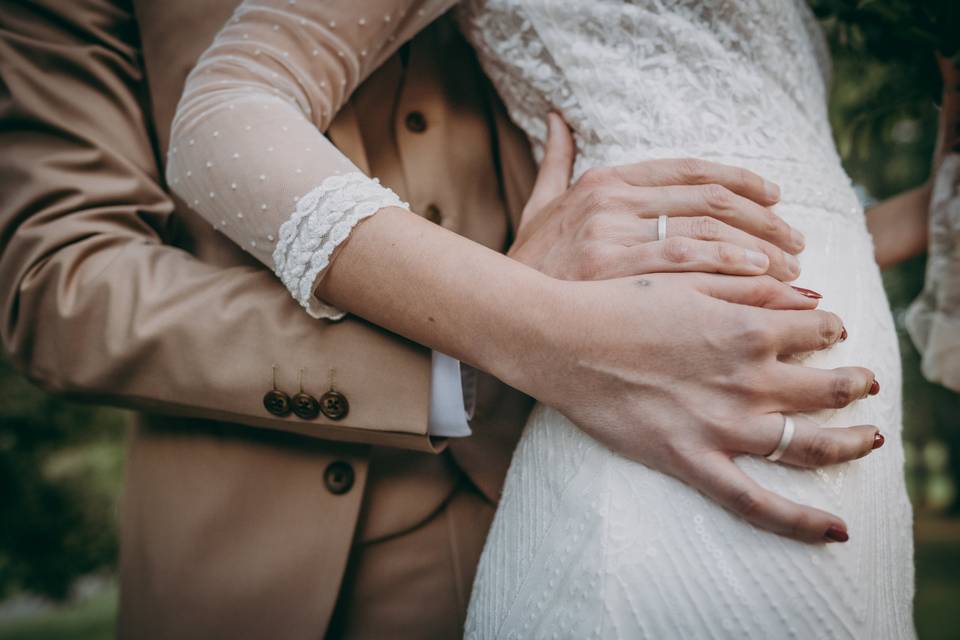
[{"x1": 0, "y1": 0, "x2": 537, "y2": 636}]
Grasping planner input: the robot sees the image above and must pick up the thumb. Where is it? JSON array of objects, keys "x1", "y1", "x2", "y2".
[{"x1": 525, "y1": 113, "x2": 575, "y2": 217}]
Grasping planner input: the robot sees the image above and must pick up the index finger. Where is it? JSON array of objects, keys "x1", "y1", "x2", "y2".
[
  {"x1": 681, "y1": 451, "x2": 849, "y2": 544},
  {"x1": 611, "y1": 157, "x2": 781, "y2": 206}
]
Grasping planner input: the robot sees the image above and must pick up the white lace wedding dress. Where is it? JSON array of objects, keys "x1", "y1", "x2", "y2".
[{"x1": 457, "y1": 1, "x2": 915, "y2": 638}]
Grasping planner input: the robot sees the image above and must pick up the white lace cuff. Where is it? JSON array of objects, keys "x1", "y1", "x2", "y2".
[{"x1": 272, "y1": 172, "x2": 408, "y2": 320}]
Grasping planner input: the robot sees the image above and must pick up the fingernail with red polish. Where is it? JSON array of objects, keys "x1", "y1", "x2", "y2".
[
  {"x1": 824, "y1": 526, "x2": 849, "y2": 543},
  {"x1": 791, "y1": 286, "x2": 822, "y2": 299},
  {"x1": 840, "y1": 326, "x2": 848, "y2": 342},
  {"x1": 869, "y1": 379, "x2": 880, "y2": 396},
  {"x1": 873, "y1": 433, "x2": 885, "y2": 449}
]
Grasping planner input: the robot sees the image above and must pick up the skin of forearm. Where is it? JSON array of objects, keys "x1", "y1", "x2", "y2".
[
  {"x1": 866, "y1": 56, "x2": 957, "y2": 270},
  {"x1": 866, "y1": 182, "x2": 932, "y2": 269},
  {"x1": 317, "y1": 206, "x2": 565, "y2": 387}
]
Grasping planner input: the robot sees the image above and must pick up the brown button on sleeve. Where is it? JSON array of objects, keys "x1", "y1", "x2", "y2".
[
  {"x1": 319, "y1": 390, "x2": 350, "y2": 421},
  {"x1": 292, "y1": 392, "x2": 320, "y2": 420},
  {"x1": 263, "y1": 390, "x2": 292, "y2": 417}
]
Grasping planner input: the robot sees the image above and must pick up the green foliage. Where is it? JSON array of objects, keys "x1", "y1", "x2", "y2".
[
  {"x1": 810, "y1": 0, "x2": 960, "y2": 60},
  {"x1": 0, "y1": 359, "x2": 126, "y2": 601},
  {"x1": 0, "y1": 584, "x2": 117, "y2": 640}
]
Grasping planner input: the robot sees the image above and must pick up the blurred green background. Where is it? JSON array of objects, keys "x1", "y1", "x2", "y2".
[{"x1": 0, "y1": 6, "x2": 958, "y2": 640}]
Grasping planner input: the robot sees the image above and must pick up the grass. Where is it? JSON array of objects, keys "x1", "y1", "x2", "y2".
[{"x1": 0, "y1": 586, "x2": 116, "y2": 640}]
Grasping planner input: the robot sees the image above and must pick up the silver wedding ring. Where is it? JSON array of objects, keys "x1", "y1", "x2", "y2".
[
  {"x1": 765, "y1": 415, "x2": 796, "y2": 462},
  {"x1": 657, "y1": 214, "x2": 668, "y2": 241}
]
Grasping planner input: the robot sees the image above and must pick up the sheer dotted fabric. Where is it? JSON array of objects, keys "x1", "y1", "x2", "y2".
[
  {"x1": 457, "y1": 1, "x2": 915, "y2": 638},
  {"x1": 167, "y1": 0, "x2": 455, "y2": 317}
]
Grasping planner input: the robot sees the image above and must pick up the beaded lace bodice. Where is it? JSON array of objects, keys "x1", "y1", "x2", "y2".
[{"x1": 458, "y1": 0, "x2": 859, "y2": 219}]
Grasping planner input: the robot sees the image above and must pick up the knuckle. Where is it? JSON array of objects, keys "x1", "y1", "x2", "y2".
[
  {"x1": 694, "y1": 216, "x2": 722, "y2": 241},
  {"x1": 702, "y1": 183, "x2": 732, "y2": 210},
  {"x1": 787, "y1": 511, "x2": 817, "y2": 539},
  {"x1": 582, "y1": 186, "x2": 612, "y2": 215},
  {"x1": 712, "y1": 417, "x2": 746, "y2": 445},
  {"x1": 677, "y1": 157, "x2": 709, "y2": 183},
  {"x1": 730, "y1": 488, "x2": 764, "y2": 518},
  {"x1": 578, "y1": 243, "x2": 610, "y2": 279},
  {"x1": 733, "y1": 315, "x2": 773, "y2": 353},
  {"x1": 806, "y1": 432, "x2": 841, "y2": 467},
  {"x1": 766, "y1": 213, "x2": 788, "y2": 237},
  {"x1": 581, "y1": 214, "x2": 609, "y2": 240},
  {"x1": 818, "y1": 312, "x2": 843, "y2": 345},
  {"x1": 579, "y1": 166, "x2": 612, "y2": 187},
  {"x1": 661, "y1": 236, "x2": 692, "y2": 264},
  {"x1": 661, "y1": 439, "x2": 696, "y2": 474},
  {"x1": 715, "y1": 242, "x2": 741, "y2": 266},
  {"x1": 830, "y1": 374, "x2": 857, "y2": 408}
]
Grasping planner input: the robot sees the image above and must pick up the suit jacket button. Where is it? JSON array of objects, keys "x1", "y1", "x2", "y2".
[
  {"x1": 405, "y1": 111, "x2": 427, "y2": 133},
  {"x1": 292, "y1": 392, "x2": 320, "y2": 420},
  {"x1": 424, "y1": 204, "x2": 443, "y2": 225},
  {"x1": 324, "y1": 461, "x2": 355, "y2": 495},
  {"x1": 319, "y1": 390, "x2": 349, "y2": 421},
  {"x1": 262, "y1": 390, "x2": 291, "y2": 416}
]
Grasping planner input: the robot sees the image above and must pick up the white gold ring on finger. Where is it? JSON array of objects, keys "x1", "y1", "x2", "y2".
[
  {"x1": 765, "y1": 415, "x2": 796, "y2": 462},
  {"x1": 657, "y1": 214, "x2": 668, "y2": 241}
]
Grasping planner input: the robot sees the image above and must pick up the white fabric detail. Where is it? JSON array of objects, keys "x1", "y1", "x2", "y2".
[
  {"x1": 273, "y1": 172, "x2": 408, "y2": 319},
  {"x1": 459, "y1": 1, "x2": 914, "y2": 638},
  {"x1": 428, "y1": 351, "x2": 472, "y2": 437}
]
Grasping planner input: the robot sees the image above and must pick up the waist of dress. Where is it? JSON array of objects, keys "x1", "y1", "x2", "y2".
[{"x1": 575, "y1": 143, "x2": 865, "y2": 224}]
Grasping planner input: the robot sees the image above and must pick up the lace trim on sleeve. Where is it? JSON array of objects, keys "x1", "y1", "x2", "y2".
[{"x1": 273, "y1": 172, "x2": 408, "y2": 320}]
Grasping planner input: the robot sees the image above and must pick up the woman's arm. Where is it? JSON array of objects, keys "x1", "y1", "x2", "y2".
[
  {"x1": 167, "y1": 0, "x2": 456, "y2": 317},
  {"x1": 867, "y1": 54, "x2": 959, "y2": 269},
  {"x1": 866, "y1": 181, "x2": 932, "y2": 268}
]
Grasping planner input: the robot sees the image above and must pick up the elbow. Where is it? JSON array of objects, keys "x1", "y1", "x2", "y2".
[{"x1": 1, "y1": 299, "x2": 68, "y2": 397}]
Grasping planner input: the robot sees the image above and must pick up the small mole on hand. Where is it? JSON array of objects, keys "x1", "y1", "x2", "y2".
[
  {"x1": 634, "y1": 279, "x2": 651, "y2": 287},
  {"x1": 428, "y1": 316, "x2": 436, "y2": 323}
]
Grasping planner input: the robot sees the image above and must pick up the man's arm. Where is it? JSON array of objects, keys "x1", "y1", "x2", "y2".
[{"x1": 0, "y1": 0, "x2": 438, "y2": 450}]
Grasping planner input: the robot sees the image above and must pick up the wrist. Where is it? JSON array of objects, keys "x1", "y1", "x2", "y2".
[{"x1": 471, "y1": 268, "x2": 570, "y2": 394}]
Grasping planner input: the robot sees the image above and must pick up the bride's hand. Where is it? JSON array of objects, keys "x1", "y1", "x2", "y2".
[
  {"x1": 514, "y1": 272, "x2": 880, "y2": 544},
  {"x1": 509, "y1": 113, "x2": 806, "y2": 282}
]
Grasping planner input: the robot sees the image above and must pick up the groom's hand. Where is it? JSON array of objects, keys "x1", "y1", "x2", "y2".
[
  {"x1": 519, "y1": 272, "x2": 881, "y2": 545},
  {"x1": 510, "y1": 114, "x2": 806, "y2": 282}
]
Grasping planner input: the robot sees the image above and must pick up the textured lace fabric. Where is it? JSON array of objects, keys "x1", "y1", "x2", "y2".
[
  {"x1": 273, "y1": 173, "x2": 407, "y2": 318},
  {"x1": 167, "y1": 0, "x2": 455, "y2": 318},
  {"x1": 458, "y1": 1, "x2": 915, "y2": 638},
  {"x1": 906, "y1": 155, "x2": 960, "y2": 391}
]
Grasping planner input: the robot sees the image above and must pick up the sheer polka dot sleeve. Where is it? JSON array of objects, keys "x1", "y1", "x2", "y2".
[{"x1": 166, "y1": 0, "x2": 456, "y2": 319}]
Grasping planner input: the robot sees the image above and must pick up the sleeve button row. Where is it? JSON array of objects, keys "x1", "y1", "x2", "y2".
[{"x1": 262, "y1": 388, "x2": 349, "y2": 421}]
